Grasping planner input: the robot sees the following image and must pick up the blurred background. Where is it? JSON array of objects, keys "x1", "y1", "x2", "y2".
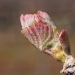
[{"x1": 0, "y1": 0, "x2": 75, "y2": 75}]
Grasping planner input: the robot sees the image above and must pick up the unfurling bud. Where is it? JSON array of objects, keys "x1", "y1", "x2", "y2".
[
  {"x1": 20, "y1": 11, "x2": 56, "y2": 51},
  {"x1": 20, "y1": 11, "x2": 75, "y2": 75}
]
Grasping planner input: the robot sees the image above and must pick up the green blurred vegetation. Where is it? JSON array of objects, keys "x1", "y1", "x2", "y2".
[{"x1": 0, "y1": 0, "x2": 75, "y2": 75}]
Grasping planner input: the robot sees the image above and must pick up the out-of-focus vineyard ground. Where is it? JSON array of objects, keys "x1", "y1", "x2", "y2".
[{"x1": 0, "y1": 0, "x2": 75, "y2": 75}]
